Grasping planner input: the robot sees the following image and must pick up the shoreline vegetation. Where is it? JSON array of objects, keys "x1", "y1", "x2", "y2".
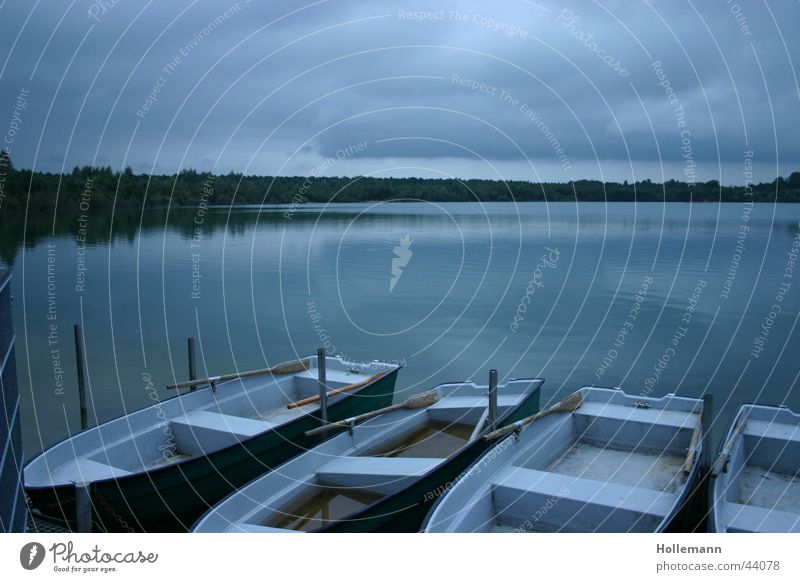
[{"x1": 2, "y1": 151, "x2": 800, "y2": 213}]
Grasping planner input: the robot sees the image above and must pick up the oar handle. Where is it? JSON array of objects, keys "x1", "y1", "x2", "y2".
[
  {"x1": 166, "y1": 359, "x2": 310, "y2": 389},
  {"x1": 287, "y1": 369, "x2": 392, "y2": 409},
  {"x1": 483, "y1": 393, "x2": 583, "y2": 441},
  {"x1": 710, "y1": 413, "x2": 748, "y2": 478},
  {"x1": 304, "y1": 404, "x2": 398, "y2": 437},
  {"x1": 303, "y1": 388, "x2": 439, "y2": 437},
  {"x1": 681, "y1": 411, "x2": 703, "y2": 476}
]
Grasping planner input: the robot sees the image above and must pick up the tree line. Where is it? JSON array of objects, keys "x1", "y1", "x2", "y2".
[{"x1": 2, "y1": 150, "x2": 800, "y2": 213}]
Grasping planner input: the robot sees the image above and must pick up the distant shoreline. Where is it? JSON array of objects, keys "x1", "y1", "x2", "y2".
[{"x1": 1, "y1": 158, "x2": 798, "y2": 212}]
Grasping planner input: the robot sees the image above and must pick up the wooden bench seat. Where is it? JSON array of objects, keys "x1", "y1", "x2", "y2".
[
  {"x1": 491, "y1": 466, "x2": 676, "y2": 532},
  {"x1": 316, "y1": 456, "x2": 441, "y2": 495},
  {"x1": 723, "y1": 502, "x2": 800, "y2": 533}
]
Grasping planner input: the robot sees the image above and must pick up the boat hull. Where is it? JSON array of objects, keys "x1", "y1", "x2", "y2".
[
  {"x1": 26, "y1": 368, "x2": 399, "y2": 532},
  {"x1": 318, "y1": 387, "x2": 541, "y2": 533}
]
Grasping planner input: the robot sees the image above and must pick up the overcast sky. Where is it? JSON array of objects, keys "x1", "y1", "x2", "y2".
[{"x1": 1, "y1": 0, "x2": 798, "y2": 184}]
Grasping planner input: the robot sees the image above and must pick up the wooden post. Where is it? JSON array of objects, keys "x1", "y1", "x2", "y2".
[
  {"x1": 700, "y1": 394, "x2": 713, "y2": 473},
  {"x1": 73, "y1": 324, "x2": 88, "y2": 431},
  {"x1": 75, "y1": 482, "x2": 92, "y2": 533},
  {"x1": 318, "y1": 348, "x2": 327, "y2": 426},
  {"x1": 187, "y1": 337, "x2": 197, "y2": 391},
  {"x1": 488, "y1": 369, "x2": 498, "y2": 432}
]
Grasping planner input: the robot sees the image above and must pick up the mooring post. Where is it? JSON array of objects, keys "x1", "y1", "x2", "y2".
[
  {"x1": 75, "y1": 482, "x2": 92, "y2": 533},
  {"x1": 73, "y1": 324, "x2": 88, "y2": 431},
  {"x1": 188, "y1": 337, "x2": 197, "y2": 391},
  {"x1": 488, "y1": 369, "x2": 498, "y2": 432},
  {"x1": 701, "y1": 394, "x2": 713, "y2": 474},
  {"x1": 318, "y1": 347, "x2": 327, "y2": 426}
]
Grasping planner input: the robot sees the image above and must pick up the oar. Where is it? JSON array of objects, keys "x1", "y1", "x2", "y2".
[
  {"x1": 286, "y1": 368, "x2": 393, "y2": 410},
  {"x1": 166, "y1": 358, "x2": 310, "y2": 390},
  {"x1": 483, "y1": 393, "x2": 583, "y2": 441},
  {"x1": 681, "y1": 410, "x2": 703, "y2": 476},
  {"x1": 710, "y1": 412, "x2": 749, "y2": 478},
  {"x1": 305, "y1": 389, "x2": 439, "y2": 437}
]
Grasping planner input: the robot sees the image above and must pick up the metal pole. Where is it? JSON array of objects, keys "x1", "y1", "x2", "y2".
[
  {"x1": 75, "y1": 482, "x2": 92, "y2": 533},
  {"x1": 318, "y1": 348, "x2": 327, "y2": 426},
  {"x1": 700, "y1": 394, "x2": 714, "y2": 473},
  {"x1": 488, "y1": 369, "x2": 498, "y2": 432},
  {"x1": 73, "y1": 324, "x2": 88, "y2": 431},
  {"x1": 188, "y1": 337, "x2": 197, "y2": 391}
]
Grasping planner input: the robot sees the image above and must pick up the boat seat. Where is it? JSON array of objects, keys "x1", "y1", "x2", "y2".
[
  {"x1": 723, "y1": 502, "x2": 800, "y2": 533},
  {"x1": 292, "y1": 369, "x2": 368, "y2": 394},
  {"x1": 491, "y1": 466, "x2": 676, "y2": 532},
  {"x1": 428, "y1": 395, "x2": 520, "y2": 425},
  {"x1": 227, "y1": 524, "x2": 303, "y2": 533},
  {"x1": 170, "y1": 411, "x2": 272, "y2": 456},
  {"x1": 316, "y1": 456, "x2": 441, "y2": 496},
  {"x1": 574, "y1": 401, "x2": 697, "y2": 430},
  {"x1": 744, "y1": 420, "x2": 800, "y2": 442},
  {"x1": 51, "y1": 459, "x2": 133, "y2": 484}
]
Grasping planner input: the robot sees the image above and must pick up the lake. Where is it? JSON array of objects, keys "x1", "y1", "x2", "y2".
[{"x1": 4, "y1": 201, "x2": 799, "y2": 456}]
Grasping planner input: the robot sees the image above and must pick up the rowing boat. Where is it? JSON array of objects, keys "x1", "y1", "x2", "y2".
[
  {"x1": 423, "y1": 387, "x2": 705, "y2": 532},
  {"x1": 192, "y1": 375, "x2": 543, "y2": 532},
  {"x1": 709, "y1": 403, "x2": 800, "y2": 533},
  {"x1": 24, "y1": 355, "x2": 400, "y2": 531}
]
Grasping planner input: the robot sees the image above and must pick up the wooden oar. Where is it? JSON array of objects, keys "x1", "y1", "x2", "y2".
[
  {"x1": 286, "y1": 368, "x2": 393, "y2": 410},
  {"x1": 305, "y1": 389, "x2": 439, "y2": 437},
  {"x1": 166, "y1": 358, "x2": 310, "y2": 390},
  {"x1": 483, "y1": 393, "x2": 583, "y2": 441},
  {"x1": 710, "y1": 412, "x2": 749, "y2": 478},
  {"x1": 681, "y1": 410, "x2": 703, "y2": 476}
]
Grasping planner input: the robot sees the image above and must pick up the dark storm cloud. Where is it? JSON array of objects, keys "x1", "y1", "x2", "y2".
[{"x1": 0, "y1": 0, "x2": 797, "y2": 182}]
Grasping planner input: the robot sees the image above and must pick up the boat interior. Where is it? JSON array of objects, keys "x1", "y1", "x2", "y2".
[
  {"x1": 716, "y1": 405, "x2": 800, "y2": 533},
  {"x1": 195, "y1": 378, "x2": 542, "y2": 532},
  {"x1": 26, "y1": 357, "x2": 391, "y2": 487},
  {"x1": 429, "y1": 389, "x2": 702, "y2": 533}
]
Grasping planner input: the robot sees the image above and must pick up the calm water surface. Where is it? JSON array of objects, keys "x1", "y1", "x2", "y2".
[{"x1": 4, "y1": 202, "x2": 800, "y2": 455}]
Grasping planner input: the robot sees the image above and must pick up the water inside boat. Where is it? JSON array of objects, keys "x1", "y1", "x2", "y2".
[
  {"x1": 360, "y1": 421, "x2": 473, "y2": 458},
  {"x1": 547, "y1": 442, "x2": 685, "y2": 494},
  {"x1": 263, "y1": 486, "x2": 386, "y2": 531},
  {"x1": 737, "y1": 466, "x2": 800, "y2": 513}
]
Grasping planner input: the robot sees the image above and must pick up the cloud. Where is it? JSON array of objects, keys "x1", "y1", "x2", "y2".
[{"x1": 0, "y1": 0, "x2": 798, "y2": 183}]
